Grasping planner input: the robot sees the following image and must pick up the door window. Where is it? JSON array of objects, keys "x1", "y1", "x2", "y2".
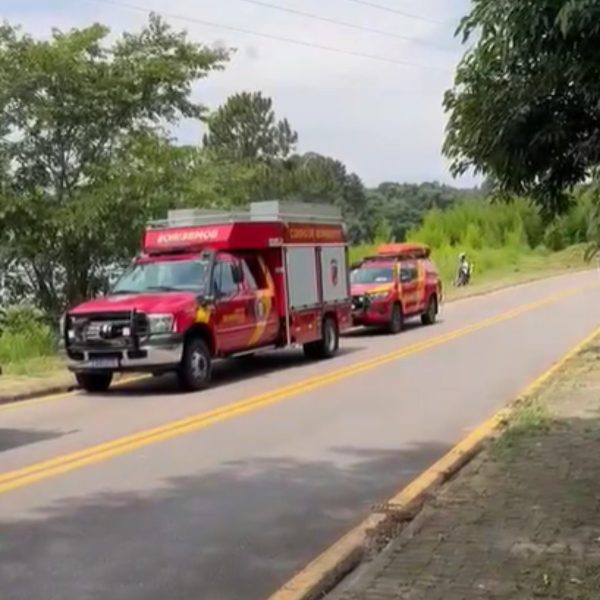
[
  {"x1": 241, "y1": 259, "x2": 259, "y2": 291},
  {"x1": 400, "y1": 263, "x2": 418, "y2": 283},
  {"x1": 213, "y1": 261, "x2": 239, "y2": 297}
]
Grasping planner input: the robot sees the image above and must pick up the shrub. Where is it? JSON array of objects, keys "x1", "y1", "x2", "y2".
[
  {"x1": 0, "y1": 304, "x2": 57, "y2": 365},
  {"x1": 0, "y1": 305, "x2": 46, "y2": 334}
]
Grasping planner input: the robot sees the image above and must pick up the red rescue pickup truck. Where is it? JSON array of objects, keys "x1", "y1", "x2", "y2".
[
  {"x1": 63, "y1": 201, "x2": 352, "y2": 392},
  {"x1": 350, "y1": 243, "x2": 442, "y2": 333}
]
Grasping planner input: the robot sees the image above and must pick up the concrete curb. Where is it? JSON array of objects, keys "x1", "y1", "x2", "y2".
[
  {"x1": 0, "y1": 381, "x2": 77, "y2": 406},
  {"x1": 267, "y1": 412, "x2": 507, "y2": 600},
  {"x1": 267, "y1": 325, "x2": 600, "y2": 600}
]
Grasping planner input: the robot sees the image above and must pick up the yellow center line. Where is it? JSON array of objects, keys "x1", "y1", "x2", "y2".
[{"x1": 0, "y1": 283, "x2": 595, "y2": 495}]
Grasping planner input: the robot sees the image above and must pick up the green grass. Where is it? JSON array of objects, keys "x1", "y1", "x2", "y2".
[
  {"x1": 1, "y1": 355, "x2": 65, "y2": 377},
  {"x1": 0, "y1": 325, "x2": 60, "y2": 377},
  {"x1": 492, "y1": 398, "x2": 551, "y2": 459}
]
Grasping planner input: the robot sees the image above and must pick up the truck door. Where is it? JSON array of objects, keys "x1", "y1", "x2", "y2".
[
  {"x1": 238, "y1": 255, "x2": 279, "y2": 348},
  {"x1": 211, "y1": 255, "x2": 248, "y2": 353},
  {"x1": 399, "y1": 260, "x2": 419, "y2": 315}
]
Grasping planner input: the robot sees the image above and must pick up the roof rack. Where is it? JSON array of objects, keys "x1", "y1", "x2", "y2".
[
  {"x1": 362, "y1": 243, "x2": 431, "y2": 262},
  {"x1": 147, "y1": 200, "x2": 344, "y2": 229}
]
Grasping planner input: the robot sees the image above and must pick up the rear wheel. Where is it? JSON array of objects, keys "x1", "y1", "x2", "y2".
[
  {"x1": 388, "y1": 303, "x2": 403, "y2": 334},
  {"x1": 178, "y1": 337, "x2": 212, "y2": 391},
  {"x1": 421, "y1": 295, "x2": 438, "y2": 326},
  {"x1": 76, "y1": 372, "x2": 113, "y2": 393},
  {"x1": 304, "y1": 316, "x2": 339, "y2": 360}
]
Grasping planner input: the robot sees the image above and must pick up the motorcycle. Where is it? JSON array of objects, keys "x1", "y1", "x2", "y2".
[{"x1": 455, "y1": 263, "x2": 472, "y2": 287}]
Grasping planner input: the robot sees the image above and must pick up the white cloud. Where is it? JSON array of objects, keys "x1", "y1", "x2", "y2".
[{"x1": 5, "y1": 0, "x2": 478, "y2": 187}]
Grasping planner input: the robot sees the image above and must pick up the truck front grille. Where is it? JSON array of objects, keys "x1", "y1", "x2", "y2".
[{"x1": 68, "y1": 312, "x2": 148, "y2": 349}]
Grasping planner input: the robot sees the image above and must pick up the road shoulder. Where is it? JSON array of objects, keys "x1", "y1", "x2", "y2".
[
  {"x1": 327, "y1": 332, "x2": 600, "y2": 599},
  {"x1": 0, "y1": 370, "x2": 76, "y2": 405}
]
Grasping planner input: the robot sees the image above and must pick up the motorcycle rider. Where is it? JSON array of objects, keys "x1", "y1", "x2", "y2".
[{"x1": 456, "y1": 252, "x2": 472, "y2": 286}]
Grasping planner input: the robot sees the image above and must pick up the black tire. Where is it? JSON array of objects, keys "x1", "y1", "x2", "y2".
[
  {"x1": 421, "y1": 295, "x2": 438, "y2": 326},
  {"x1": 178, "y1": 337, "x2": 212, "y2": 391},
  {"x1": 76, "y1": 371, "x2": 113, "y2": 393},
  {"x1": 303, "y1": 316, "x2": 339, "y2": 360},
  {"x1": 388, "y1": 303, "x2": 403, "y2": 334}
]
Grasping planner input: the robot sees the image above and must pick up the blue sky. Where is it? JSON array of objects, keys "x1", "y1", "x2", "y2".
[{"x1": 2, "y1": 0, "x2": 475, "y2": 187}]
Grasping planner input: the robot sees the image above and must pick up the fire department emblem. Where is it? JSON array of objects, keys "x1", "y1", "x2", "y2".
[{"x1": 330, "y1": 259, "x2": 339, "y2": 287}]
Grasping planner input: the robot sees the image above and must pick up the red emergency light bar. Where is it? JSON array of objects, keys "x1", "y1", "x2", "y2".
[
  {"x1": 377, "y1": 243, "x2": 430, "y2": 258},
  {"x1": 362, "y1": 243, "x2": 431, "y2": 263}
]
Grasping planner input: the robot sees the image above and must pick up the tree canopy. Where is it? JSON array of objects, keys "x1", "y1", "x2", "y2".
[
  {"x1": 0, "y1": 15, "x2": 227, "y2": 314},
  {"x1": 443, "y1": 0, "x2": 600, "y2": 215},
  {"x1": 203, "y1": 91, "x2": 298, "y2": 161},
  {"x1": 0, "y1": 17, "x2": 480, "y2": 317}
]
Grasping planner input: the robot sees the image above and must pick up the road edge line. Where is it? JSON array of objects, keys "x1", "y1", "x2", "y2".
[{"x1": 266, "y1": 323, "x2": 600, "y2": 600}]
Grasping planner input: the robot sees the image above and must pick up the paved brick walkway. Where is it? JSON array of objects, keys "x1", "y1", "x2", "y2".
[{"x1": 332, "y1": 344, "x2": 600, "y2": 600}]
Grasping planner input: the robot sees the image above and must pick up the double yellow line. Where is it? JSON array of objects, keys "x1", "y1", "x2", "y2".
[{"x1": 0, "y1": 284, "x2": 594, "y2": 496}]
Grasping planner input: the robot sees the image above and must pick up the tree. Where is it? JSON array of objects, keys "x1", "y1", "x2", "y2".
[
  {"x1": 0, "y1": 16, "x2": 228, "y2": 316},
  {"x1": 203, "y1": 91, "x2": 298, "y2": 161},
  {"x1": 364, "y1": 182, "x2": 479, "y2": 243},
  {"x1": 444, "y1": 0, "x2": 600, "y2": 215},
  {"x1": 374, "y1": 218, "x2": 393, "y2": 243}
]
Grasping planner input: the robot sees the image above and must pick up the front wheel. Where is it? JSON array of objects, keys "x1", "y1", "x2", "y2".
[
  {"x1": 388, "y1": 303, "x2": 403, "y2": 334},
  {"x1": 76, "y1": 372, "x2": 113, "y2": 393},
  {"x1": 178, "y1": 337, "x2": 212, "y2": 391},
  {"x1": 421, "y1": 295, "x2": 438, "y2": 326},
  {"x1": 304, "y1": 316, "x2": 339, "y2": 360}
]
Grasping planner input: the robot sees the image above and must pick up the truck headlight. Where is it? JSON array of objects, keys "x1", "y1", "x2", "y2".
[
  {"x1": 58, "y1": 313, "x2": 76, "y2": 344},
  {"x1": 148, "y1": 314, "x2": 175, "y2": 334},
  {"x1": 369, "y1": 292, "x2": 390, "y2": 302}
]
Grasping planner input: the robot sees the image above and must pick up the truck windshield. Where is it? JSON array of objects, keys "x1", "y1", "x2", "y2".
[
  {"x1": 112, "y1": 258, "x2": 211, "y2": 294},
  {"x1": 351, "y1": 267, "x2": 394, "y2": 284}
]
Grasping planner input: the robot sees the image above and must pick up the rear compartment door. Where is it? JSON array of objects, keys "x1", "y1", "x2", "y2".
[
  {"x1": 319, "y1": 246, "x2": 350, "y2": 305},
  {"x1": 285, "y1": 247, "x2": 321, "y2": 344}
]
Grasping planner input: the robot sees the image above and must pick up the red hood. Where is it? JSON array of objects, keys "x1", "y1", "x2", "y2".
[
  {"x1": 69, "y1": 292, "x2": 197, "y2": 315},
  {"x1": 351, "y1": 282, "x2": 394, "y2": 296}
]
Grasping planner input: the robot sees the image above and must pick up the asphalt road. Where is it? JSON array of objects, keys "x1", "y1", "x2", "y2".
[{"x1": 1, "y1": 270, "x2": 600, "y2": 600}]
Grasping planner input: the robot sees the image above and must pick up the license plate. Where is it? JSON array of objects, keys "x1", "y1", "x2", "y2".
[{"x1": 87, "y1": 358, "x2": 119, "y2": 369}]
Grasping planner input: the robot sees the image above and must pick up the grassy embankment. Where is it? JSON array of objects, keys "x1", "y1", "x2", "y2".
[
  {"x1": 0, "y1": 308, "x2": 62, "y2": 378},
  {"x1": 352, "y1": 197, "x2": 592, "y2": 300},
  {"x1": 351, "y1": 244, "x2": 588, "y2": 301},
  {"x1": 0, "y1": 199, "x2": 594, "y2": 380}
]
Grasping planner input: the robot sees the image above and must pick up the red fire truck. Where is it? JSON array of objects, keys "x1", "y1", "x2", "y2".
[
  {"x1": 63, "y1": 201, "x2": 352, "y2": 392},
  {"x1": 350, "y1": 243, "x2": 441, "y2": 333}
]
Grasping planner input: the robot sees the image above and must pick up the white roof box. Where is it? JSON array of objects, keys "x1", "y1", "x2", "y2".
[
  {"x1": 166, "y1": 209, "x2": 227, "y2": 226},
  {"x1": 148, "y1": 201, "x2": 343, "y2": 229},
  {"x1": 250, "y1": 201, "x2": 342, "y2": 224}
]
